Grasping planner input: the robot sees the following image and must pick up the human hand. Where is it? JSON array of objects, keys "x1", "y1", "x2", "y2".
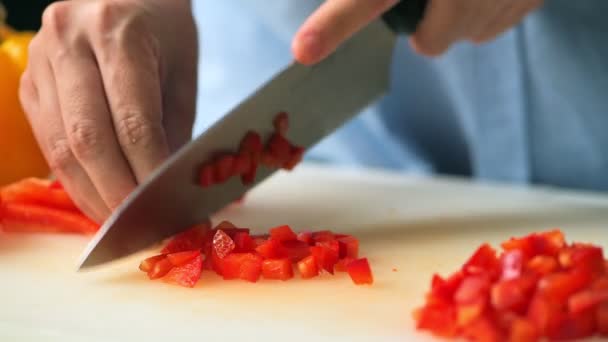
[
  {"x1": 19, "y1": 0, "x2": 198, "y2": 222},
  {"x1": 292, "y1": 0, "x2": 543, "y2": 64}
]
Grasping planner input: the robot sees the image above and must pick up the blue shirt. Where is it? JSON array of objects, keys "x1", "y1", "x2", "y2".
[{"x1": 192, "y1": 1, "x2": 608, "y2": 191}]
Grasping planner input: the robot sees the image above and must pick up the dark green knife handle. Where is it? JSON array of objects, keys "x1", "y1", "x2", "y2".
[{"x1": 382, "y1": 0, "x2": 428, "y2": 34}]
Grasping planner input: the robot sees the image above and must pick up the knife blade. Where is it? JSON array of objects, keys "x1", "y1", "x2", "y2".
[{"x1": 78, "y1": 0, "x2": 428, "y2": 269}]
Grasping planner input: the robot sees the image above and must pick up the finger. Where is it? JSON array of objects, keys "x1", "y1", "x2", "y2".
[
  {"x1": 49, "y1": 41, "x2": 137, "y2": 211},
  {"x1": 474, "y1": 0, "x2": 544, "y2": 43},
  {"x1": 410, "y1": 0, "x2": 475, "y2": 56},
  {"x1": 90, "y1": 25, "x2": 170, "y2": 184},
  {"x1": 22, "y1": 43, "x2": 109, "y2": 221},
  {"x1": 292, "y1": 0, "x2": 399, "y2": 65}
]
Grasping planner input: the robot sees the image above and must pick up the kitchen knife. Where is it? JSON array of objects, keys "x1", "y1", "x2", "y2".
[{"x1": 78, "y1": 0, "x2": 428, "y2": 269}]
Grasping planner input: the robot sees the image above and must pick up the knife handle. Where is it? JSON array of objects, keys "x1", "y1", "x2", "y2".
[{"x1": 382, "y1": 0, "x2": 428, "y2": 34}]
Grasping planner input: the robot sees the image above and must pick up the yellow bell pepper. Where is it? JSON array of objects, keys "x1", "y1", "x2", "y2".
[{"x1": 0, "y1": 5, "x2": 50, "y2": 186}]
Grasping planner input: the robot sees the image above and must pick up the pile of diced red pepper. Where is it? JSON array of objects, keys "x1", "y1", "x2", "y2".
[
  {"x1": 0, "y1": 178, "x2": 99, "y2": 234},
  {"x1": 198, "y1": 112, "x2": 305, "y2": 188},
  {"x1": 414, "y1": 230, "x2": 608, "y2": 341},
  {"x1": 138, "y1": 220, "x2": 373, "y2": 288}
]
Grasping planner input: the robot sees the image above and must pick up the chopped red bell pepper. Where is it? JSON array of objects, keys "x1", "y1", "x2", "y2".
[
  {"x1": 213, "y1": 154, "x2": 236, "y2": 183},
  {"x1": 415, "y1": 229, "x2": 608, "y2": 341},
  {"x1": 273, "y1": 111, "x2": 289, "y2": 135},
  {"x1": 198, "y1": 164, "x2": 214, "y2": 188},
  {"x1": 161, "y1": 223, "x2": 209, "y2": 254},
  {"x1": 255, "y1": 239, "x2": 287, "y2": 259},
  {"x1": 297, "y1": 255, "x2": 319, "y2": 279},
  {"x1": 346, "y1": 258, "x2": 373, "y2": 285},
  {"x1": 334, "y1": 257, "x2": 354, "y2": 272},
  {"x1": 338, "y1": 235, "x2": 359, "y2": 259},
  {"x1": 163, "y1": 254, "x2": 203, "y2": 288},
  {"x1": 297, "y1": 231, "x2": 313, "y2": 245},
  {"x1": 218, "y1": 253, "x2": 262, "y2": 282},
  {"x1": 262, "y1": 258, "x2": 293, "y2": 281},
  {"x1": 233, "y1": 232, "x2": 256, "y2": 253},
  {"x1": 269, "y1": 225, "x2": 297, "y2": 242},
  {"x1": 282, "y1": 240, "x2": 311, "y2": 262},
  {"x1": 213, "y1": 229, "x2": 236, "y2": 259}
]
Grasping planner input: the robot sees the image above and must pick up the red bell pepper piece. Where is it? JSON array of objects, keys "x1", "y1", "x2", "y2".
[
  {"x1": 346, "y1": 257, "x2": 373, "y2": 285},
  {"x1": 297, "y1": 231, "x2": 313, "y2": 245},
  {"x1": 239, "y1": 131, "x2": 263, "y2": 160},
  {"x1": 283, "y1": 146, "x2": 305, "y2": 171},
  {"x1": 282, "y1": 240, "x2": 311, "y2": 262},
  {"x1": 234, "y1": 153, "x2": 252, "y2": 175},
  {"x1": 334, "y1": 257, "x2": 354, "y2": 272},
  {"x1": 508, "y1": 318, "x2": 539, "y2": 342},
  {"x1": 139, "y1": 254, "x2": 166, "y2": 273},
  {"x1": 198, "y1": 164, "x2": 214, "y2": 188},
  {"x1": 233, "y1": 232, "x2": 256, "y2": 253},
  {"x1": 218, "y1": 253, "x2": 262, "y2": 282},
  {"x1": 213, "y1": 229, "x2": 235, "y2": 259},
  {"x1": 213, "y1": 154, "x2": 236, "y2": 183},
  {"x1": 526, "y1": 255, "x2": 559, "y2": 276},
  {"x1": 414, "y1": 303, "x2": 458, "y2": 338},
  {"x1": 167, "y1": 250, "x2": 200, "y2": 266},
  {"x1": 597, "y1": 302, "x2": 608, "y2": 335},
  {"x1": 161, "y1": 223, "x2": 210, "y2": 254},
  {"x1": 273, "y1": 111, "x2": 289, "y2": 135},
  {"x1": 338, "y1": 235, "x2": 359, "y2": 259},
  {"x1": 269, "y1": 224, "x2": 297, "y2": 242},
  {"x1": 297, "y1": 255, "x2": 319, "y2": 279},
  {"x1": 312, "y1": 230, "x2": 335, "y2": 243},
  {"x1": 262, "y1": 258, "x2": 293, "y2": 281},
  {"x1": 148, "y1": 258, "x2": 174, "y2": 280},
  {"x1": 490, "y1": 274, "x2": 537, "y2": 313},
  {"x1": 266, "y1": 133, "x2": 292, "y2": 165},
  {"x1": 163, "y1": 254, "x2": 203, "y2": 288},
  {"x1": 462, "y1": 243, "x2": 500, "y2": 279}
]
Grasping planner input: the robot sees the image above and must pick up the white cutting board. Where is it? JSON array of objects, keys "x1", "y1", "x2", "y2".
[{"x1": 2, "y1": 163, "x2": 608, "y2": 342}]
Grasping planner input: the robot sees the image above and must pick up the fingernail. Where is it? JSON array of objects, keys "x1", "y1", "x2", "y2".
[{"x1": 296, "y1": 32, "x2": 323, "y2": 65}]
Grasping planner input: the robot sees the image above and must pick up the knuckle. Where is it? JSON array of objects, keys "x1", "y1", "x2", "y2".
[
  {"x1": 41, "y1": 1, "x2": 70, "y2": 36},
  {"x1": 67, "y1": 120, "x2": 105, "y2": 160},
  {"x1": 48, "y1": 137, "x2": 76, "y2": 172},
  {"x1": 115, "y1": 112, "x2": 162, "y2": 150},
  {"x1": 90, "y1": 1, "x2": 121, "y2": 34}
]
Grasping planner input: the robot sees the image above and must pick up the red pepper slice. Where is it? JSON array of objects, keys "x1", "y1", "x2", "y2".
[
  {"x1": 198, "y1": 164, "x2": 214, "y2": 188},
  {"x1": 148, "y1": 258, "x2": 174, "y2": 280},
  {"x1": 213, "y1": 154, "x2": 236, "y2": 183},
  {"x1": 0, "y1": 202, "x2": 99, "y2": 234},
  {"x1": 346, "y1": 258, "x2": 373, "y2": 285},
  {"x1": 508, "y1": 318, "x2": 539, "y2": 342},
  {"x1": 262, "y1": 258, "x2": 293, "y2": 281},
  {"x1": 139, "y1": 254, "x2": 166, "y2": 273},
  {"x1": 239, "y1": 131, "x2": 263, "y2": 160},
  {"x1": 266, "y1": 133, "x2": 292, "y2": 165},
  {"x1": 1, "y1": 177, "x2": 80, "y2": 212},
  {"x1": 167, "y1": 250, "x2": 200, "y2": 266}
]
